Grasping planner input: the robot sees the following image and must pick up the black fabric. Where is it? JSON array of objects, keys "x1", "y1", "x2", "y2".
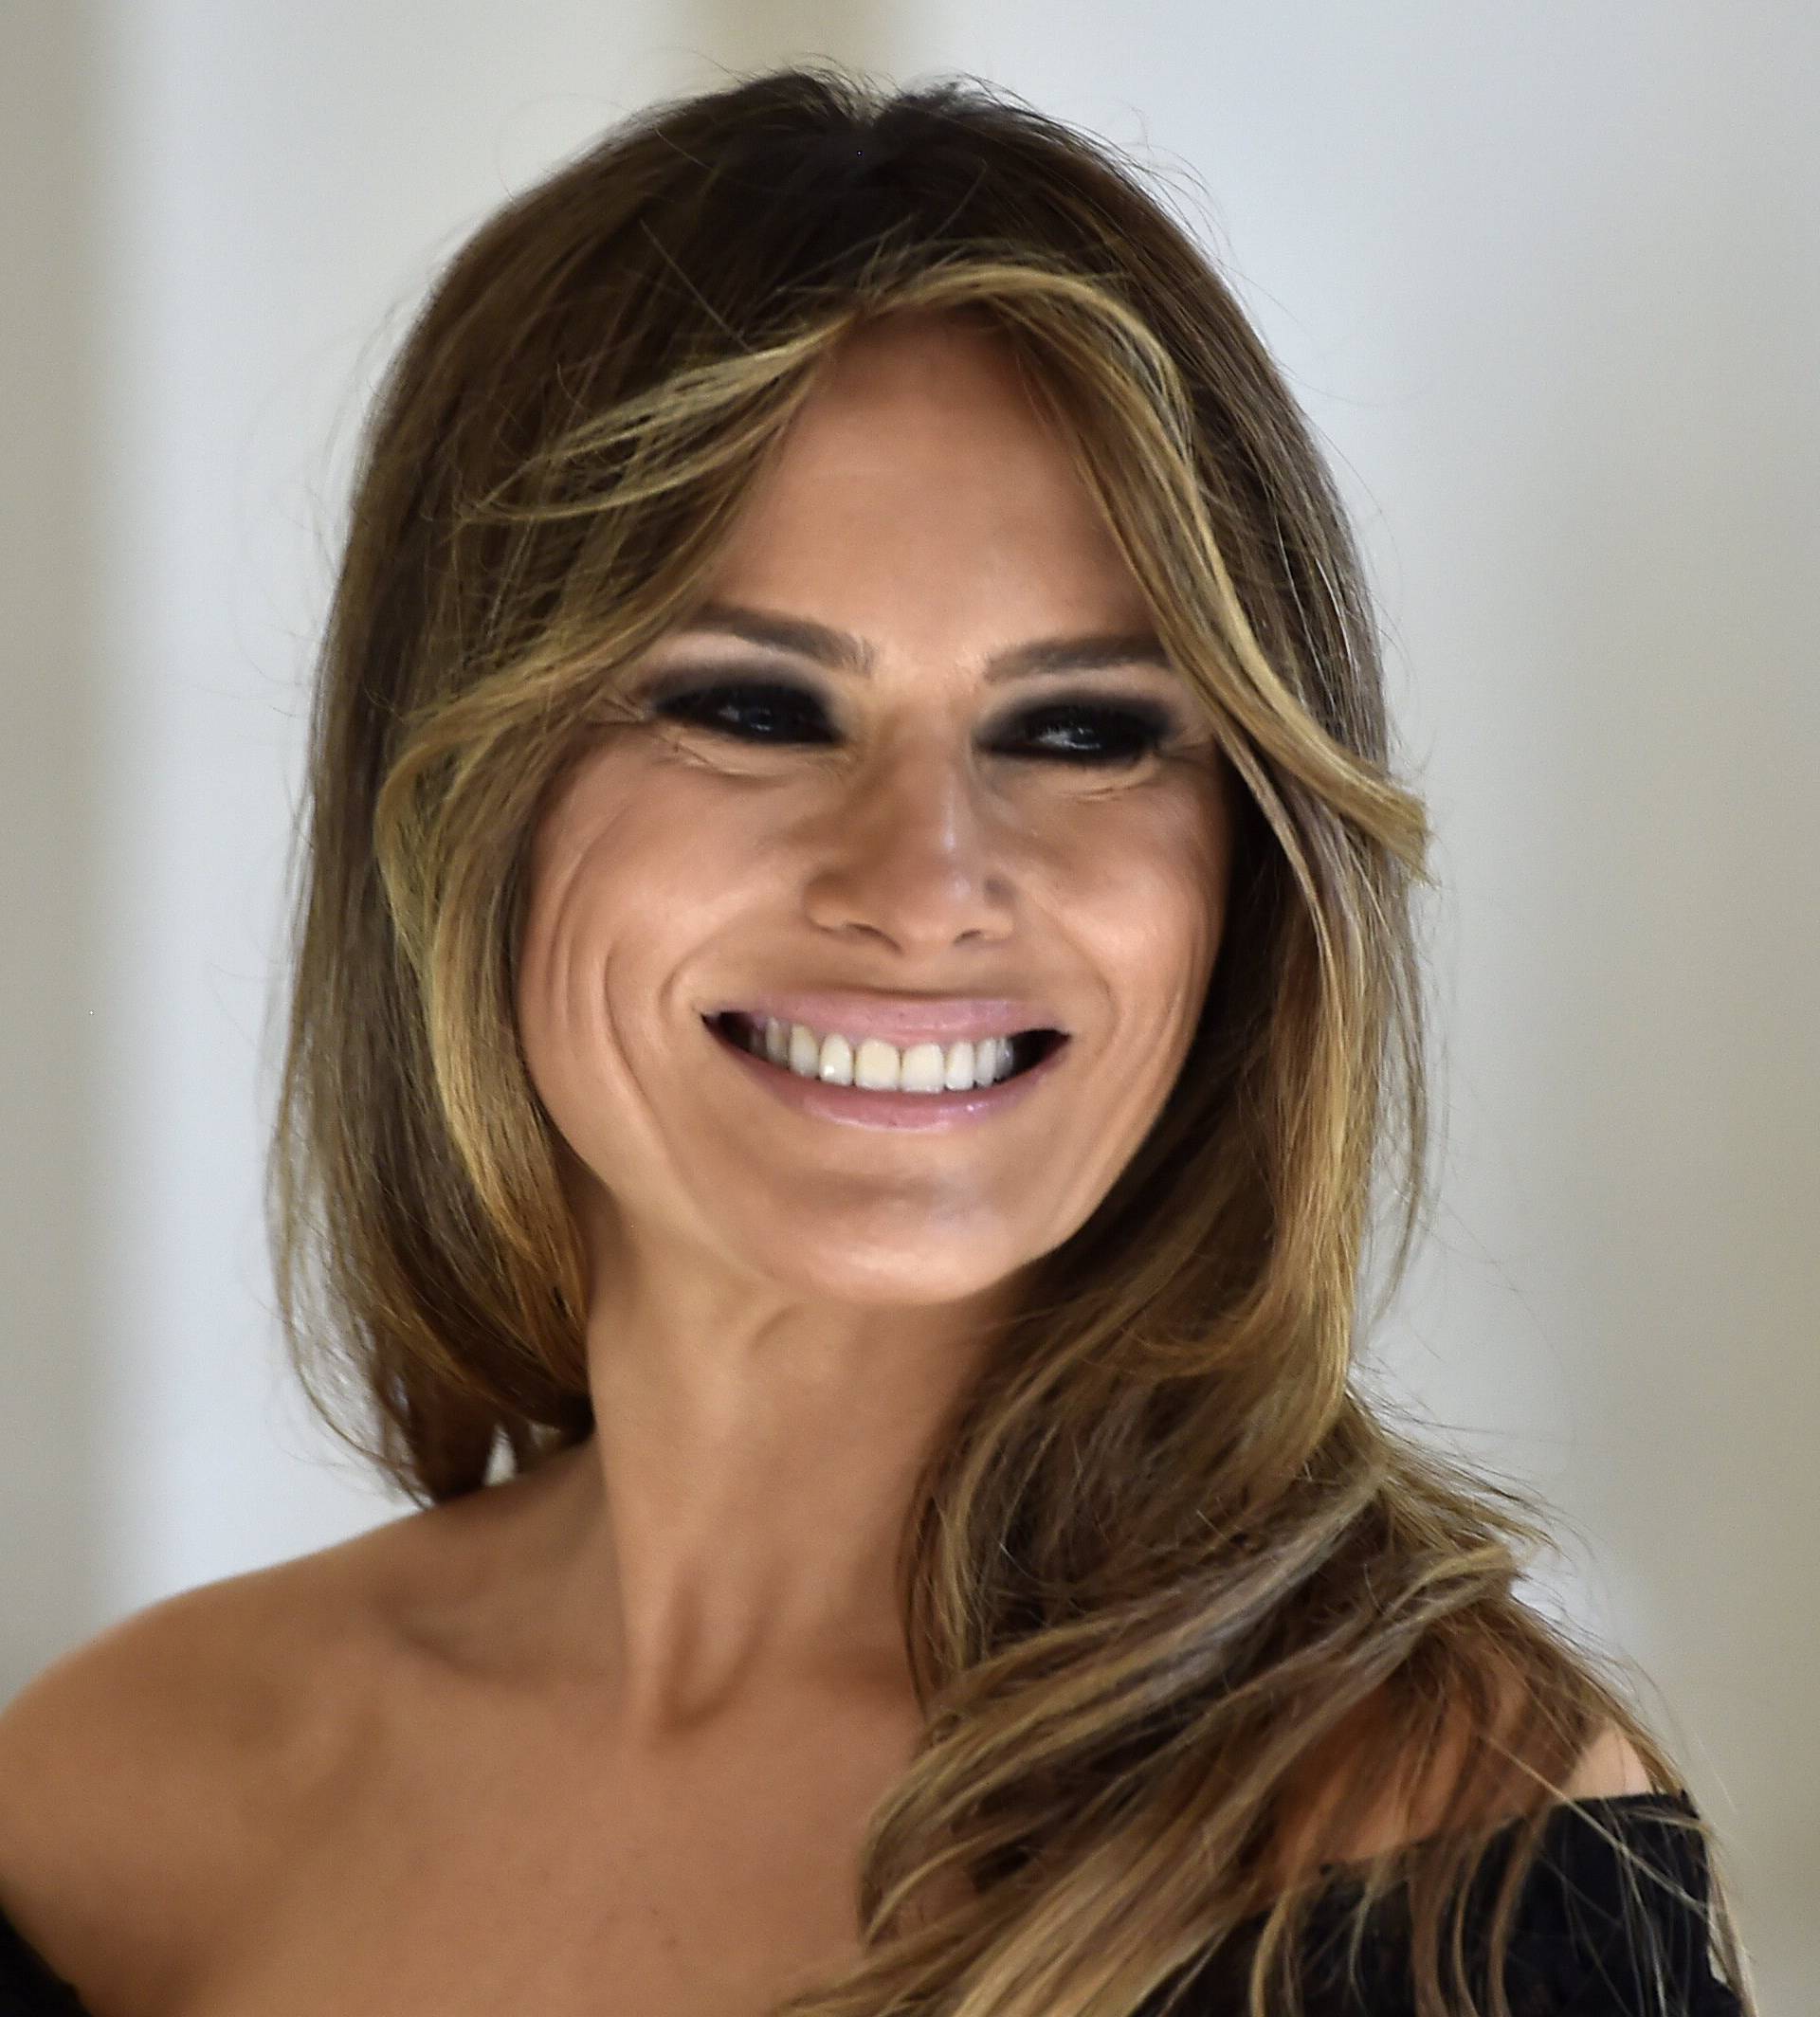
[
  {"x1": 0, "y1": 1790, "x2": 1742, "y2": 2017},
  {"x1": 1155, "y1": 1789, "x2": 1744, "y2": 2016},
  {"x1": 0, "y1": 1901, "x2": 86, "y2": 2016}
]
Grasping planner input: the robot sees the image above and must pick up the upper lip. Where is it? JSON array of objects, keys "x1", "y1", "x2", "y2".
[{"x1": 702, "y1": 992, "x2": 1068, "y2": 1045}]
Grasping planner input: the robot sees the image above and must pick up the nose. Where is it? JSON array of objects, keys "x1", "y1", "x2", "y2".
[{"x1": 800, "y1": 732, "x2": 1016, "y2": 954}]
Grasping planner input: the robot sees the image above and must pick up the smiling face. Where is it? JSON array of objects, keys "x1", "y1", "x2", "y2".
[{"x1": 515, "y1": 311, "x2": 1238, "y2": 1317}]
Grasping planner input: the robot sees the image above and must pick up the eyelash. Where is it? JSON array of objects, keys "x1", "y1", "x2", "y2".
[{"x1": 644, "y1": 679, "x2": 1178, "y2": 768}]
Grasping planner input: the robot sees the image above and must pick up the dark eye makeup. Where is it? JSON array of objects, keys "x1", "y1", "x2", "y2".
[{"x1": 638, "y1": 673, "x2": 1184, "y2": 769}]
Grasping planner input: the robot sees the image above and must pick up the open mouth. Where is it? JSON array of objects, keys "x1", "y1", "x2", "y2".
[{"x1": 701, "y1": 1008, "x2": 1065, "y2": 1089}]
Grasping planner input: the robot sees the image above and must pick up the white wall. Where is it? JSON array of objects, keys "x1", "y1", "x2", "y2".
[{"x1": 3, "y1": 1, "x2": 1812, "y2": 2005}]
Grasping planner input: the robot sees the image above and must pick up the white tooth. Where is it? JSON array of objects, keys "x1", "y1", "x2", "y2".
[
  {"x1": 899, "y1": 1041, "x2": 947, "y2": 1093},
  {"x1": 766, "y1": 1021, "x2": 1024, "y2": 1094},
  {"x1": 853, "y1": 1036, "x2": 901, "y2": 1090}
]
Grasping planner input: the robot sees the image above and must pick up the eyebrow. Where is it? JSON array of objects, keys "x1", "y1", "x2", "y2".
[{"x1": 672, "y1": 598, "x2": 1174, "y2": 682}]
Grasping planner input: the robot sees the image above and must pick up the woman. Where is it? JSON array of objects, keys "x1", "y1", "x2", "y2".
[{"x1": 0, "y1": 64, "x2": 1755, "y2": 2017}]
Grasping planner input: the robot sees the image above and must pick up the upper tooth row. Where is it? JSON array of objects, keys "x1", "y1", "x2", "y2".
[{"x1": 746, "y1": 1018, "x2": 1020, "y2": 1092}]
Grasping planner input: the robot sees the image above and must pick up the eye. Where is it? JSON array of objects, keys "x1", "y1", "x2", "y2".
[
  {"x1": 1003, "y1": 700, "x2": 1173, "y2": 768},
  {"x1": 646, "y1": 678, "x2": 1179, "y2": 769},
  {"x1": 648, "y1": 678, "x2": 834, "y2": 744}
]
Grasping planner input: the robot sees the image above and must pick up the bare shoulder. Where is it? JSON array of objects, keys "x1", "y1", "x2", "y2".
[
  {"x1": 1265, "y1": 1665, "x2": 1659, "y2": 1890},
  {"x1": 0, "y1": 1457, "x2": 582, "y2": 2010},
  {"x1": 1557, "y1": 1720, "x2": 1654, "y2": 1799},
  {"x1": 0, "y1": 1502, "x2": 447, "y2": 2012},
  {"x1": 1352, "y1": 1698, "x2": 1656, "y2": 1859}
]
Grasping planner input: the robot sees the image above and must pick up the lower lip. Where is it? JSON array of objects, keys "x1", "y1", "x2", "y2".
[{"x1": 701, "y1": 1018, "x2": 1070, "y2": 1132}]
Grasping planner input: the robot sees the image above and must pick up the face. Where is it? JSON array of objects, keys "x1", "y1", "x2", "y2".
[{"x1": 516, "y1": 313, "x2": 1238, "y2": 1318}]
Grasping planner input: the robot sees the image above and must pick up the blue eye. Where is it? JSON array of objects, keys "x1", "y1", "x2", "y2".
[{"x1": 646, "y1": 678, "x2": 1174, "y2": 768}]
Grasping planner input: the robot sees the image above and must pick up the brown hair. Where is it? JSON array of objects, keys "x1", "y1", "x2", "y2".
[{"x1": 266, "y1": 63, "x2": 1756, "y2": 2017}]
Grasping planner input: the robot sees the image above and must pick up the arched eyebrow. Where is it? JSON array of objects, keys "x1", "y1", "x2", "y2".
[{"x1": 676, "y1": 599, "x2": 1174, "y2": 683}]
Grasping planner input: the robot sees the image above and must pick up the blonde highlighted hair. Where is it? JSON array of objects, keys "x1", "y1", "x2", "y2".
[{"x1": 267, "y1": 64, "x2": 1755, "y2": 2017}]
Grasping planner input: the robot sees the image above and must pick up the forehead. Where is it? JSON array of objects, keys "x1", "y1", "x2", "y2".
[
  {"x1": 704, "y1": 313, "x2": 1154, "y2": 644},
  {"x1": 771, "y1": 311, "x2": 1072, "y2": 484}
]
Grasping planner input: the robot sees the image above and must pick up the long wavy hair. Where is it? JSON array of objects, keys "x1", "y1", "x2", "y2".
[{"x1": 266, "y1": 64, "x2": 1756, "y2": 2017}]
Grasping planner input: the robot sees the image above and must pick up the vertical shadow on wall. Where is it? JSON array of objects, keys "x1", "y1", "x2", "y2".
[{"x1": 0, "y1": 0, "x2": 107, "y2": 1699}]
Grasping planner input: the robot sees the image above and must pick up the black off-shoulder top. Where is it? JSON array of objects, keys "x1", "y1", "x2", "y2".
[{"x1": 0, "y1": 1790, "x2": 1743, "y2": 2016}]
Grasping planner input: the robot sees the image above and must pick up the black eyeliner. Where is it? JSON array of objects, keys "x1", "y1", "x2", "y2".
[{"x1": 633, "y1": 669, "x2": 1186, "y2": 742}]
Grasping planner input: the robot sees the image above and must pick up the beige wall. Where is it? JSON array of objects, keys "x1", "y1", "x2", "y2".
[{"x1": 2, "y1": 1, "x2": 1812, "y2": 2005}]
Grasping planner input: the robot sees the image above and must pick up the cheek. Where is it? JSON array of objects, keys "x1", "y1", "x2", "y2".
[
  {"x1": 1063, "y1": 789, "x2": 1230, "y2": 1029},
  {"x1": 514, "y1": 757, "x2": 764, "y2": 1085},
  {"x1": 515, "y1": 772, "x2": 657, "y2": 1081},
  {"x1": 513, "y1": 878, "x2": 610, "y2": 1118}
]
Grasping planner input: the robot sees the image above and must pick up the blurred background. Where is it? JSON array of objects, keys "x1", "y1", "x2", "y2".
[{"x1": 2, "y1": 0, "x2": 1813, "y2": 2004}]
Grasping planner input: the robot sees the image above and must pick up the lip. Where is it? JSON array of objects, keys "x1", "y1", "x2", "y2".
[
  {"x1": 700, "y1": 991, "x2": 1066, "y2": 1046},
  {"x1": 701, "y1": 1014, "x2": 1070, "y2": 1131}
]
